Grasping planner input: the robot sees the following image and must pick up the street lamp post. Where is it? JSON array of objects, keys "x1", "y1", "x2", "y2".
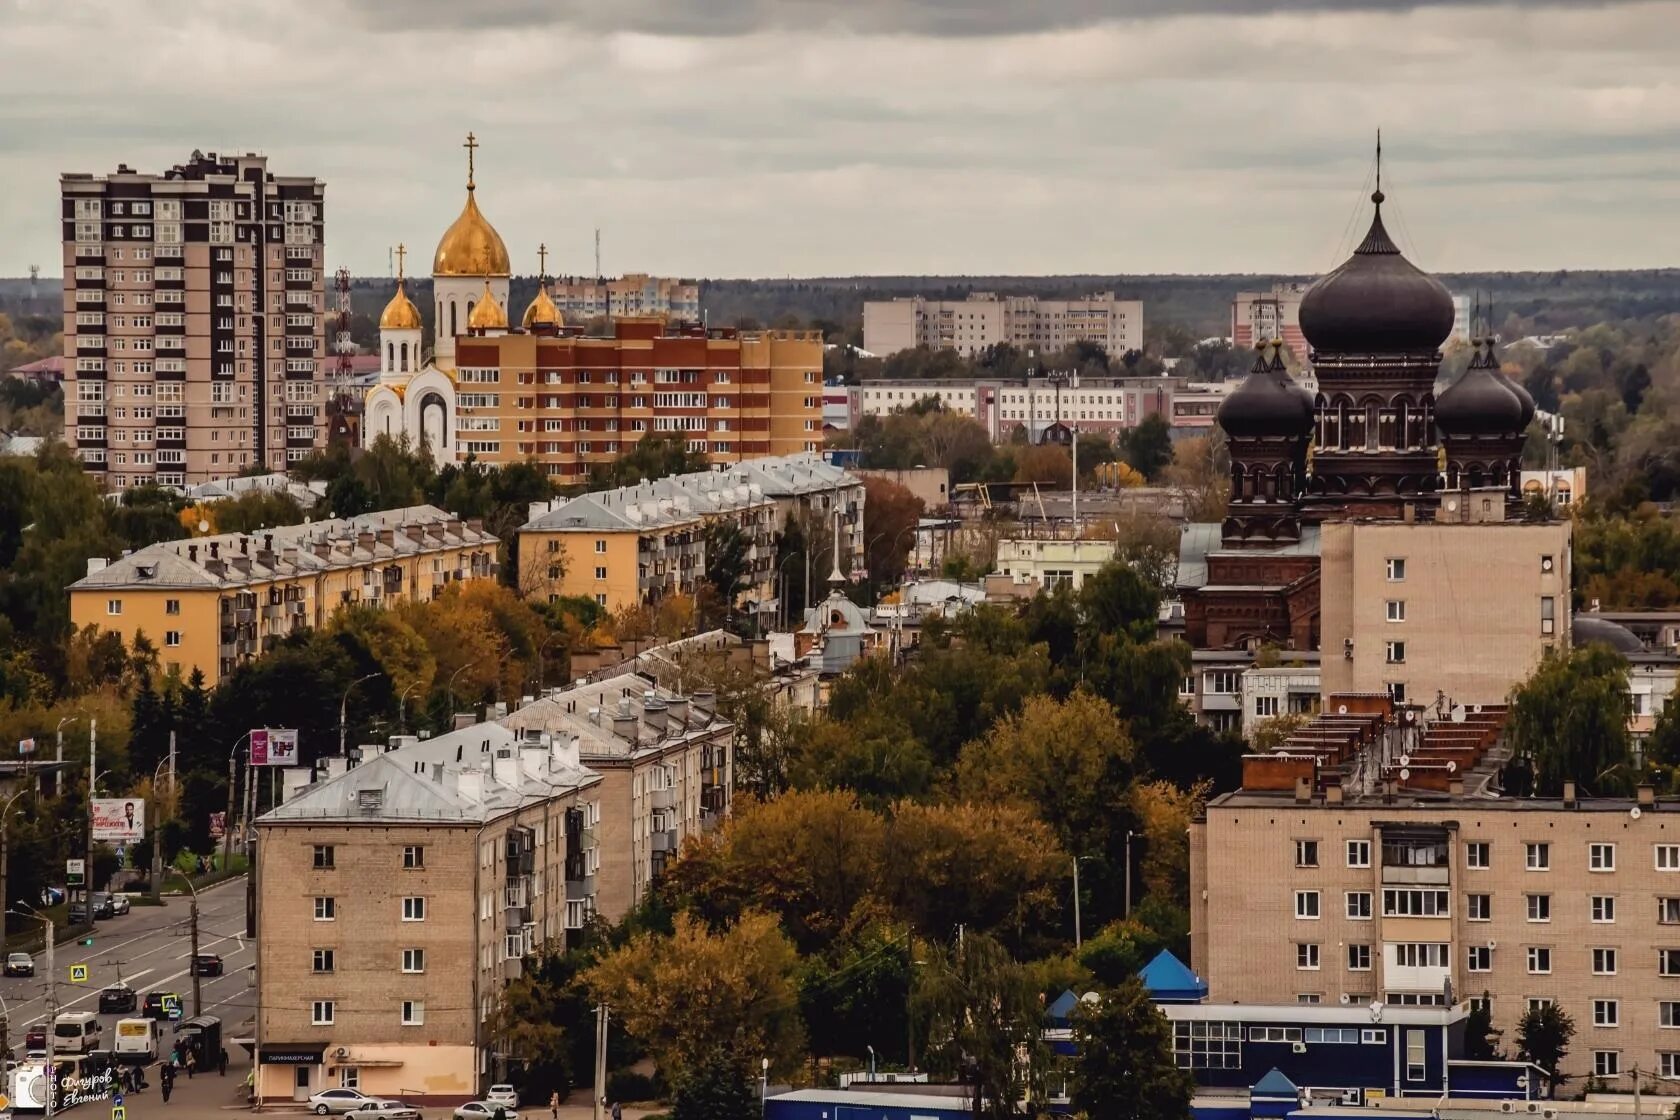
[
  {"x1": 0, "y1": 789, "x2": 32, "y2": 953},
  {"x1": 164, "y1": 868, "x2": 203, "y2": 1016},
  {"x1": 398, "y1": 680, "x2": 421, "y2": 734},
  {"x1": 446, "y1": 661, "x2": 479, "y2": 716},
  {"x1": 224, "y1": 730, "x2": 255, "y2": 870},
  {"x1": 339, "y1": 672, "x2": 379, "y2": 758},
  {"x1": 13, "y1": 905, "x2": 55, "y2": 1120}
]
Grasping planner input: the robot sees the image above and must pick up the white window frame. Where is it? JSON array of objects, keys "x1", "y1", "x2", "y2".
[
  {"x1": 1591, "y1": 843, "x2": 1616, "y2": 872},
  {"x1": 1526, "y1": 842, "x2": 1550, "y2": 871},
  {"x1": 1347, "y1": 840, "x2": 1371, "y2": 868},
  {"x1": 311, "y1": 1000, "x2": 334, "y2": 1026},
  {"x1": 402, "y1": 896, "x2": 425, "y2": 921}
]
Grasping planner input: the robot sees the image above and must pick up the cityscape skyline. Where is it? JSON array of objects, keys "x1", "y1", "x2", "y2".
[{"x1": 2, "y1": 0, "x2": 1677, "y2": 279}]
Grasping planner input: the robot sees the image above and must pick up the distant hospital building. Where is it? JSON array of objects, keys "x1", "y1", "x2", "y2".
[{"x1": 863, "y1": 293, "x2": 1142, "y2": 358}]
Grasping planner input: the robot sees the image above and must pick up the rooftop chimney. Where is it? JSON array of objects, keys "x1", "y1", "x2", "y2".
[
  {"x1": 1325, "y1": 782, "x2": 1344, "y2": 805},
  {"x1": 1293, "y1": 776, "x2": 1311, "y2": 804},
  {"x1": 667, "y1": 695, "x2": 690, "y2": 729},
  {"x1": 457, "y1": 767, "x2": 485, "y2": 803},
  {"x1": 644, "y1": 697, "x2": 668, "y2": 735},
  {"x1": 1640, "y1": 784, "x2": 1657, "y2": 807},
  {"x1": 1563, "y1": 780, "x2": 1578, "y2": 808},
  {"x1": 86, "y1": 557, "x2": 108, "y2": 577},
  {"x1": 1449, "y1": 778, "x2": 1464, "y2": 797}
]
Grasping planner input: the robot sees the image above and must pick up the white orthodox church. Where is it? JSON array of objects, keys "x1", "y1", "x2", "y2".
[{"x1": 363, "y1": 134, "x2": 562, "y2": 464}]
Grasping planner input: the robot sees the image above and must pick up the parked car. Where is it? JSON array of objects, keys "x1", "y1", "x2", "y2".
[
  {"x1": 455, "y1": 1103, "x2": 519, "y2": 1120},
  {"x1": 89, "y1": 893, "x2": 118, "y2": 919},
  {"x1": 142, "y1": 991, "x2": 182, "y2": 1021},
  {"x1": 98, "y1": 984, "x2": 137, "y2": 1014},
  {"x1": 192, "y1": 953, "x2": 224, "y2": 976},
  {"x1": 485, "y1": 1085, "x2": 518, "y2": 1108},
  {"x1": 345, "y1": 1100, "x2": 423, "y2": 1120},
  {"x1": 310, "y1": 1088, "x2": 374, "y2": 1116},
  {"x1": 3, "y1": 952, "x2": 34, "y2": 977},
  {"x1": 106, "y1": 893, "x2": 131, "y2": 916}
]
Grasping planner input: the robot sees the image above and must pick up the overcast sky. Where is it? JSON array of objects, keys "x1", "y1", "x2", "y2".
[{"x1": 3, "y1": 0, "x2": 1678, "y2": 279}]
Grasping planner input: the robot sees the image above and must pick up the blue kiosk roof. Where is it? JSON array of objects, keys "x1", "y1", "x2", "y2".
[{"x1": 1140, "y1": 949, "x2": 1209, "y2": 1002}]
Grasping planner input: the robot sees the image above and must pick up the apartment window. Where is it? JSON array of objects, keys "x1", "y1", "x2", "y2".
[
  {"x1": 1385, "y1": 641, "x2": 1406, "y2": 664},
  {"x1": 1347, "y1": 840, "x2": 1371, "y2": 868},
  {"x1": 1661, "y1": 898, "x2": 1680, "y2": 925},
  {"x1": 1661, "y1": 1002, "x2": 1680, "y2": 1029},
  {"x1": 1593, "y1": 948, "x2": 1618, "y2": 975},
  {"x1": 1347, "y1": 892, "x2": 1372, "y2": 920},
  {"x1": 1294, "y1": 840, "x2": 1319, "y2": 868},
  {"x1": 402, "y1": 896, "x2": 425, "y2": 921},
  {"x1": 403, "y1": 845, "x2": 425, "y2": 869},
  {"x1": 106, "y1": 599, "x2": 122, "y2": 616},
  {"x1": 1297, "y1": 943, "x2": 1320, "y2": 970},
  {"x1": 1594, "y1": 895, "x2": 1617, "y2": 923},
  {"x1": 594, "y1": 566, "x2": 607, "y2": 581},
  {"x1": 1392, "y1": 943, "x2": 1449, "y2": 968},
  {"x1": 164, "y1": 631, "x2": 181, "y2": 647},
  {"x1": 1386, "y1": 600, "x2": 1406, "y2": 622},
  {"x1": 595, "y1": 539, "x2": 607, "y2": 554},
  {"x1": 401, "y1": 948, "x2": 425, "y2": 973},
  {"x1": 401, "y1": 1001, "x2": 424, "y2": 1026},
  {"x1": 1527, "y1": 947, "x2": 1552, "y2": 974},
  {"x1": 1526, "y1": 843, "x2": 1550, "y2": 870},
  {"x1": 1466, "y1": 841, "x2": 1490, "y2": 869},
  {"x1": 1347, "y1": 944, "x2": 1372, "y2": 971},
  {"x1": 311, "y1": 1001, "x2": 334, "y2": 1026},
  {"x1": 1541, "y1": 596, "x2": 1556, "y2": 635},
  {"x1": 1659, "y1": 844, "x2": 1680, "y2": 871},
  {"x1": 1595, "y1": 1051, "x2": 1621, "y2": 1078},
  {"x1": 312, "y1": 949, "x2": 334, "y2": 973},
  {"x1": 1661, "y1": 949, "x2": 1680, "y2": 977},
  {"x1": 1594, "y1": 1000, "x2": 1620, "y2": 1028},
  {"x1": 312, "y1": 845, "x2": 334, "y2": 869},
  {"x1": 1386, "y1": 558, "x2": 1406, "y2": 582},
  {"x1": 1591, "y1": 843, "x2": 1616, "y2": 871},
  {"x1": 1295, "y1": 891, "x2": 1320, "y2": 919},
  {"x1": 1467, "y1": 945, "x2": 1491, "y2": 972},
  {"x1": 313, "y1": 897, "x2": 335, "y2": 921},
  {"x1": 1406, "y1": 1029, "x2": 1426, "y2": 1081},
  {"x1": 1528, "y1": 998, "x2": 1557, "y2": 1013},
  {"x1": 165, "y1": 598, "x2": 181, "y2": 615},
  {"x1": 1527, "y1": 894, "x2": 1551, "y2": 922},
  {"x1": 1467, "y1": 894, "x2": 1491, "y2": 921},
  {"x1": 1664, "y1": 1054, "x2": 1680, "y2": 1079},
  {"x1": 1256, "y1": 696, "x2": 1280, "y2": 717}
]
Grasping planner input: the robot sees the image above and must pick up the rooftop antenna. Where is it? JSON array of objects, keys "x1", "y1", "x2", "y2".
[
  {"x1": 594, "y1": 227, "x2": 601, "y2": 283},
  {"x1": 1375, "y1": 128, "x2": 1382, "y2": 199},
  {"x1": 828, "y1": 509, "x2": 844, "y2": 589},
  {"x1": 28, "y1": 264, "x2": 39, "y2": 299}
]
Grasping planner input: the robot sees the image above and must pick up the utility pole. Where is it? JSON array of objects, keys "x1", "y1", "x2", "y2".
[
  {"x1": 245, "y1": 756, "x2": 258, "y2": 938},
  {"x1": 152, "y1": 732, "x2": 173, "y2": 900},
  {"x1": 1072, "y1": 856, "x2": 1083, "y2": 948},
  {"x1": 592, "y1": 1004, "x2": 610, "y2": 1120},
  {"x1": 83, "y1": 719, "x2": 97, "y2": 936},
  {"x1": 224, "y1": 738, "x2": 242, "y2": 870},
  {"x1": 189, "y1": 890, "x2": 202, "y2": 1016},
  {"x1": 1124, "y1": 830, "x2": 1135, "y2": 920}
]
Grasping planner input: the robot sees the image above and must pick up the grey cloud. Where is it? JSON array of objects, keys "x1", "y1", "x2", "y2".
[{"x1": 344, "y1": 0, "x2": 1620, "y2": 36}]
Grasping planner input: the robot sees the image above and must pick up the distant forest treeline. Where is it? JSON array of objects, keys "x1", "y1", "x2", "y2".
[{"x1": 5, "y1": 269, "x2": 1679, "y2": 357}]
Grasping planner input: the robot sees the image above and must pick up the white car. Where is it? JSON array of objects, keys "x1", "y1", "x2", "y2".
[
  {"x1": 346, "y1": 1100, "x2": 422, "y2": 1120},
  {"x1": 455, "y1": 1103, "x2": 519, "y2": 1120},
  {"x1": 310, "y1": 1088, "x2": 375, "y2": 1115},
  {"x1": 485, "y1": 1086, "x2": 519, "y2": 1109}
]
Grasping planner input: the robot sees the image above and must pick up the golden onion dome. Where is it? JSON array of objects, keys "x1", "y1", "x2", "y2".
[
  {"x1": 467, "y1": 280, "x2": 508, "y2": 331},
  {"x1": 433, "y1": 134, "x2": 510, "y2": 277},
  {"x1": 378, "y1": 277, "x2": 423, "y2": 331},
  {"x1": 522, "y1": 282, "x2": 563, "y2": 329}
]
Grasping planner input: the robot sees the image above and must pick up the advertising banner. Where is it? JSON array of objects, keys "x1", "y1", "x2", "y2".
[
  {"x1": 91, "y1": 798, "x2": 145, "y2": 844},
  {"x1": 250, "y1": 728, "x2": 299, "y2": 766}
]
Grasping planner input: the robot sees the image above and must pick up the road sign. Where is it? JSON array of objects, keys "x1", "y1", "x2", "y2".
[
  {"x1": 112, "y1": 1105, "x2": 126, "y2": 1120},
  {"x1": 66, "y1": 858, "x2": 85, "y2": 886},
  {"x1": 0, "y1": 1092, "x2": 12, "y2": 1110},
  {"x1": 69, "y1": 963, "x2": 88, "y2": 983}
]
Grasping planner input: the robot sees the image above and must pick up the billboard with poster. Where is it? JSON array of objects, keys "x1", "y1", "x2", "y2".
[
  {"x1": 91, "y1": 798, "x2": 145, "y2": 843},
  {"x1": 250, "y1": 728, "x2": 299, "y2": 766}
]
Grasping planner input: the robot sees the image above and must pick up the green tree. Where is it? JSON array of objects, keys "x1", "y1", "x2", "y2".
[
  {"x1": 670, "y1": 1050, "x2": 757, "y2": 1120},
  {"x1": 1070, "y1": 979, "x2": 1193, "y2": 1120},
  {"x1": 914, "y1": 932, "x2": 1048, "y2": 1119},
  {"x1": 861, "y1": 475, "x2": 925, "y2": 587},
  {"x1": 1464, "y1": 995, "x2": 1503, "y2": 1061},
  {"x1": 1121, "y1": 414, "x2": 1174, "y2": 480},
  {"x1": 1508, "y1": 645, "x2": 1632, "y2": 796},
  {"x1": 1516, "y1": 1003, "x2": 1576, "y2": 1096},
  {"x1": 700, "y1": 520, "x2": 752, "y2": 629},
  {"x1": 587, "y1": 434, "x2": 707, "y2": 491}
]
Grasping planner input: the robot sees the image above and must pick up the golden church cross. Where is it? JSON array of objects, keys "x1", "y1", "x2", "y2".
[
  {"x1": 538, "y1": 242, "x2": 548, "y2": 277},
  {"x1": 464, "y1": 131, "x2": 479, "y2": 189},
  {"x1": 395, "y1": 243, "x2": 407, "y2": 279}
]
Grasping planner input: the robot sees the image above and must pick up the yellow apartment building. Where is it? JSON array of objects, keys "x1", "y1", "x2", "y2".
[
  {"x1": 518, "y1": 452, "x2": 864, "y2": 616},
  {"x1": 69, "y1": 505, "x2": 498, "y2": 683}
]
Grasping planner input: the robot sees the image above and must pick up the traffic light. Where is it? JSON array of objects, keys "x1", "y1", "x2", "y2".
[{"x1": 81, "y1": 936, "x2": 94, "y2": 947}]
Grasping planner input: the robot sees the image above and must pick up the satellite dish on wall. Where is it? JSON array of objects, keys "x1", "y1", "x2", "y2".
[
  {"x1": 1400, "y1": 768, "x2": 1411, "y2": 781},
  {"x1": 1450, "y1": 706, "x2": 1467, "y2": 723},
  {"x1": 1369, "y1": 1000, "x2": 1384, "y2": 1022},
  {"x1": 1400, "y1": 754, "x2": 1411, "y2": 767},
  {"x1": 1632, "y1": 806, "x2": 1643, "y2": 820},
  {"x1": 1337, "y1": 704, "x2": 1349, "y2": 715},
  {"x1": 1447, "y1": 761, "x2": 1458, "y2": 773}
]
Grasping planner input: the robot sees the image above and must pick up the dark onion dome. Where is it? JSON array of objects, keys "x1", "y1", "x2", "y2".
[
  {"x1": 1217, "y1": 346, "x2": 1314, "y2": 439},
  {"x1": 1435, "y1": 342, "x2": 1526, "y2": 437},
  {"x1": 1502, "y1": 369, "x2": 1537, "y2": 429},
  {"x1": 1270, "y1": 343, "x2": 1316, "y2": 416},
  {"x1": 1572, "y1": 614, "x2": 1645, "y2": 656},
  {"x1": 1298, "y1": 190, "x2": 1457, "y2": 355}
]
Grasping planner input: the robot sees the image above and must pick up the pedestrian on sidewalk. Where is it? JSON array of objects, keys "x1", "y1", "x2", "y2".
[
  {"x1": 169, "y1": 1046, "x2": 181, "y2": 1069},
  {"x1": 185, "y1": 1049, "x2": 197, "y2": 1079},
  {"x1": 218, "y1": 1046, "x2": 229, "y2": 1076},
  {"x1": 161, "y1": 1066, "x2": 174, "y2": 1104},
  {"x1": 549, "y1": 1091, "x2": 559, "y2": 1120}
]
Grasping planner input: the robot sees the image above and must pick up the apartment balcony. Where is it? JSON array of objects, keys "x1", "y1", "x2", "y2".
[
  {"x1": 565, "y1": 875, "x2": 596, "y2": 902},
  {"x1": 1381, "y1": 865, "x2": 1449, "y2": 886},
  {"x1": 700, "y1": 808, "x2": 721, "y2": 834},
  {"x1": 503, "y1": 905, "x2": 533, "y2": 931},
  {"x1": 501, "y1": 957, "x2": 524, "y2": 982},
  {"x1": 649, "y1": 787, "x2": 676, "y2": 811},
  {"x1": 651, "y1": 829, "x2": 678, "y2": 854}
]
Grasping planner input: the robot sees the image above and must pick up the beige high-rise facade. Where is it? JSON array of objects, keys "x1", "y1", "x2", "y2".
[
  {"x1": 1192, "y1": 786, "x2": 1680, "y2": 1089},
  {"x1": 863, "y1": 292, "x2": 1143, "y2": 358},
  {"x1": 61, "y1": 152, "x2": 327, "y2": 488},
  {"x1": 1318, "y1": 513, "x2": 1573, "y2": 709}
]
